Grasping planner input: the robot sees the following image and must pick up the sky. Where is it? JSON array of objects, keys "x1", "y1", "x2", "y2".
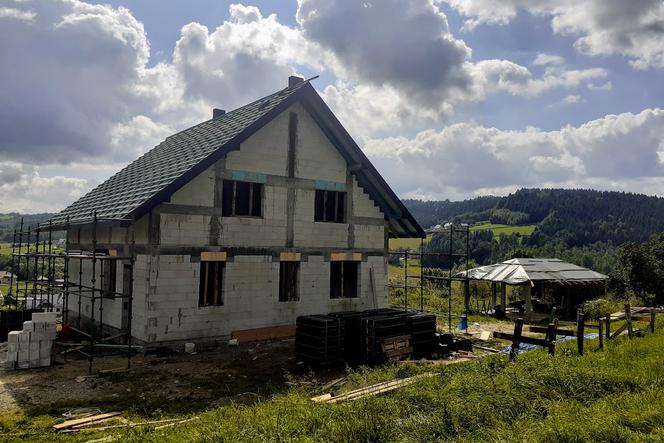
[{"x1": 0, "y1": 0, "x2": 663, "y2": 213}]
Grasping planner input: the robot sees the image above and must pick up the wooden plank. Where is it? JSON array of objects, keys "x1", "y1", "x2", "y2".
[
  {"x1": 279, "y1": 252, "x2": 301, "y2": 262},
  {"x1": 330, "y1": 252, "x2": 362, "y2": 261},
  {"x1": 625, "y1": 304, "x2": 634, "y2": 339},
  {"x1": 201, "y1": 251, "x2": 227, "y2": 262},
  {"x1": 529, "y1": 326, "x2": 575, "y2": 337},
  {"x1": 493, "y1": 331, "x2": 553, "y2": 348},
  {"x1": 53, "y1": 412, "x2": 122, "y2": 430},
  {"x1": 321, "y1": 373, "x2": 436, "y2": 403},
  {"x1": 611, "y1": 322, "x2": 628, "y2": 340}
]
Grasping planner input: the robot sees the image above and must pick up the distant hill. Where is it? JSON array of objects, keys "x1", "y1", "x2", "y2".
[
  {"x1": 404, "y1": 188, "x2": 664, "y2": 248},
  {"x1": 0, "y1": 213, "x2": 57, "y2": 242}
]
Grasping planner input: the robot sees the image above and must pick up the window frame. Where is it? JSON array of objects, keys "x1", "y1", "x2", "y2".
[
  {"x1": 221, "y1": 179, "x2": 263, "y2": 218},
  {"x1": 279, "y1": 261, "x2": 300, "y2": 302},
  {"x1": 314, "y1": 189, "x2": 346, "y2": 223},
  {"x1": 199, "y1": 261, "x2": 225, "y2": 307},
  {"x1": 330, "y1": 261, "x2": 359, "y2": 299},
  {"x1": 101, "y1": 259, "x2": 117, "y2": 299}
]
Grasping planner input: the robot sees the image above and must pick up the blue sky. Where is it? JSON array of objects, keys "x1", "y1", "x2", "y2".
[{"x1": 1, "y1": 0, "x2": 663, "y2": 211}]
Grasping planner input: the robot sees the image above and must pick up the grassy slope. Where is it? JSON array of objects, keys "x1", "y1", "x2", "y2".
[
  {"x1": 4, "y1": 318, "x2": 664, "y2": 442},
  {"x1": 470, "y1": 222, "x2": 536, "y2": 236},
  {"x1": 389, "y1": 234, "x2": 433, "y2": 251}
]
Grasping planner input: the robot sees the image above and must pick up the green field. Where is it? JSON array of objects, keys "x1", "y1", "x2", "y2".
[
  {"x1": 470, "y1": 222, "x2": 536, "y2": 236},
  {"x1": 389, "y1": 234, "x2": 432, "y2": 251}
]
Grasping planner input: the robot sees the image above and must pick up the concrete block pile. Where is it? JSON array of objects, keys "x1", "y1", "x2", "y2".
[{"x1": 4, "y1": 312, "x2": 57, "y2": 370}]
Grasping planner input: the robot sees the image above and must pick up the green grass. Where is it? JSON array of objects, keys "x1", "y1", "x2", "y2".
[
  {"x1": 470, "y1": 222, "x2": 536, "y2": 237},
  {"x1": 389, "y1": 234, "x2": 433, "y2": 251},
  {"x1": 5, "y1": 316, "x2": 662, "y2": 442}
]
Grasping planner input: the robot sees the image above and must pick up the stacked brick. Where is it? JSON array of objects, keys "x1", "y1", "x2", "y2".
[{"x1": 4, "y1": 312, "x2": 57, "y2": 370}]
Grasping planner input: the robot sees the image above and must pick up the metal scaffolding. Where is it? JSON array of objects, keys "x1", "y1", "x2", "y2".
[
  {"x1": 387, "y1": 223, "x2": 470, "y2": 332},
  {"x1": 6, "y1": 213, "x2": 135, "y2": 374}
]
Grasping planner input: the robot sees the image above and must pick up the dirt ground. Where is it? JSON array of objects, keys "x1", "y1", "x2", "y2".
[{"x1": 0, "y1": 338, "x2": 340, "y2": 417}]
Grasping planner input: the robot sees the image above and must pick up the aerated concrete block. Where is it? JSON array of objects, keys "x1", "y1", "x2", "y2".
[
  {"x1": 23, "y1": 321, "x2": 34, "y2": 332},
  {"x1": 44, "y1": 324, "x2": 57, "y2": 340},
  {"x1": 7, "y1": 331, "x2": 20, "y2": 343},
  {"x1": 32, "y1": 312, "x2": 57, "y2": 323},
  {"x1": 3, "y1": 360, "x2": 15, "y2": 370},
  {"x1": 29, "y1": 342, "x2": 40, "y2": 358},
  {"x1": 39, "y1": 341, "x2": 52, "y2": 359},
  {"x1": 18, "y1": 348, "x2": 29, "y2": 362},
  {"x1": 39, "y1": 357, "x2": 51, "y2": 367},
  {"x1": 6, "y1": 350, "x2": 17, "y2": 363},
  {"x1": 17, "y1": 331, "x2": 29, "y2": 343}
]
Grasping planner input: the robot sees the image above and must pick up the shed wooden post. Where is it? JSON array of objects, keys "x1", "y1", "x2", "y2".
[
  {"x1": 509, "y1": 318, "x2": 524, "y2": 361},
  {"x1": 577, "y1": 312, "x2": 585, "y2": 356},
  {"x1": 500, "y1": 283, "x2": 507, "y2": 313},
  {"x1": 491, "y1": 281, "x2": 497, "y2": 310},
  {"x1": 523, "y1": 284, "x2": 533, "y2": 323}
]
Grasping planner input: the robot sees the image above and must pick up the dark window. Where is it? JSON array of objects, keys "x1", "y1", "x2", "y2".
[
  {"x1": 102, "y1": 259, "x2": 117, "y2": 298},
  {"x1": 279, "y1": 262, "x2": 300, "y2": 302},
  {"x1": 199, "y1": 261, "x2": 224, "y2": 307},
  {"x1": 315, "y1": 190, "x2": 346, "y2": 223},
  {"x1": 330, "y1": 261, "x2": 359, "y2": 299},
  {"x1": 221, "y1": 179, "x2": 263, "y2": 217}
]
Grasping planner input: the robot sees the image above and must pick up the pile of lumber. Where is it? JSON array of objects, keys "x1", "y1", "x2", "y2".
[{"x1": 311, "y1": 373, "x2": 436, "y2": 404}]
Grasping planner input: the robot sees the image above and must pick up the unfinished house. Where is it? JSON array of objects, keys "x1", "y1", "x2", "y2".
[{"x1": 49, "y1": 76, "x2": 424, "y2": 347}]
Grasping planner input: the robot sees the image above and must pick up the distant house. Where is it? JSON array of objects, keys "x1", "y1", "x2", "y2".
[
  {"x1": 0, "y1": 271, "x2": 17, "y2": 285},
  {"x1": 50, "y1": 76, "x2": 424, "y2": 346}
]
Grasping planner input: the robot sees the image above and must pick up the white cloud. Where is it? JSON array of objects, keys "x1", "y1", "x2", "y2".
[
  {"x1": 470, "y1": 60, "x2": 606, "y2": 98},
  {"x1": 0, "y1": 6, "x2": 35, "y2": 22},
  {"x1": 444, "y1": 0, "x2": 664, "y2": 69},
  {"x1": 587, "y1": 81, "x2": 613, "y2": 91},
  {"x1": 364, "y1": 108, "x2": 664, "y2": 200},
  {"x1": 563, "y1": 94, "x2": 581, "y2": 104},
  {"x1": 0, "y1": 162, "x2": 90, "y2": 213},
  {"x1": 533, "y1": 53, "x2": 565, "y2": 66}
]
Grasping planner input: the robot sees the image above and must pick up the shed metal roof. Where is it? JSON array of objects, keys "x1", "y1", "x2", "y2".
[
  {"x1": 457, "y1": 258, "x2": 608, "y2": 285},
  {"x1": 49, "y1": 80, "x2": 425, "y2": 238}
]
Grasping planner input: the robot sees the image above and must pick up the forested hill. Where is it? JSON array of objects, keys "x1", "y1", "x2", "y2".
[
  {"x1": 0, "y1": 213, "x2": 56, "y2": 242},
  {"x1": 404, "y1": 188, "x2": 664, "y2": 247}
]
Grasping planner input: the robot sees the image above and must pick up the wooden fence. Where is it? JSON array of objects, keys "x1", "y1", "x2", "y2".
[{"x1": 494, "y1": 304, "x2": 658, "y2": 360}]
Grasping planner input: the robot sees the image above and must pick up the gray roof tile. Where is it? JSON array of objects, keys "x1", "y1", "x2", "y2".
[{"x1": 51, "y1": 82, "x2": 305, "y2": 226}]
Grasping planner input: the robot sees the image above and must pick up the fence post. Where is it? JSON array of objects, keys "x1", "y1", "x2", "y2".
[
  {"x1": 625, "y1": 304, "x2": 633, "y2": 339},
  {"x1": 598, "y1": 320, "x2": 604, "y2": 351},
  {"x1": 546, "y1": 322, "x2": 556, "y2": 356},
  {"x1": 651, "y1": 308, "x2": 656, "y2": 333},
  {"x1": 510, "y1": 318, "x2": 524, "y2": 361},
  {"x1": 577, "y1": 312, "x2": 585, "y2": 356},
  {"x1": 605, "y1": 313, "x2": 611, "y2": 340}
]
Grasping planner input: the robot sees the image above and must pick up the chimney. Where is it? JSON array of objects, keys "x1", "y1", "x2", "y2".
[
  {"x1": 213, "y1": 108, "x2": 225, "y2": 119},
  {"x1": 288, "y1": 75, "x2": 304, "y2": 88}
]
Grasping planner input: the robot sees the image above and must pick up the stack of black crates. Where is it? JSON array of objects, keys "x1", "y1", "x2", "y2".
[
  {"x1": 294, "y1": 315, "x2": 344, "y2": 365},
  {"x1": 406, "y1": 313, "x2": 437, "y2": 358},
  {"x1": 296, "y1": 309, "x2": 438, "y2": 366}
]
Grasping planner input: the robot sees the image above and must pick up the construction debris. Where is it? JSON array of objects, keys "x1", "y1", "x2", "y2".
[
  {"x1": 53, "y1": 412, "x2": 122, "y2": 431},
  {"x1": 5, "y1": 312, "x2": 57, "y2": 370},
  {"x1": 311, "y1": 373, "x2": 436, "y2": 404}
]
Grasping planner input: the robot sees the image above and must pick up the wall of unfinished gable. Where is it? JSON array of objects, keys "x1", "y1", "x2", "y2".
[{"x1": 68, "y1": 101, "x2": 394, "y2": 345}]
